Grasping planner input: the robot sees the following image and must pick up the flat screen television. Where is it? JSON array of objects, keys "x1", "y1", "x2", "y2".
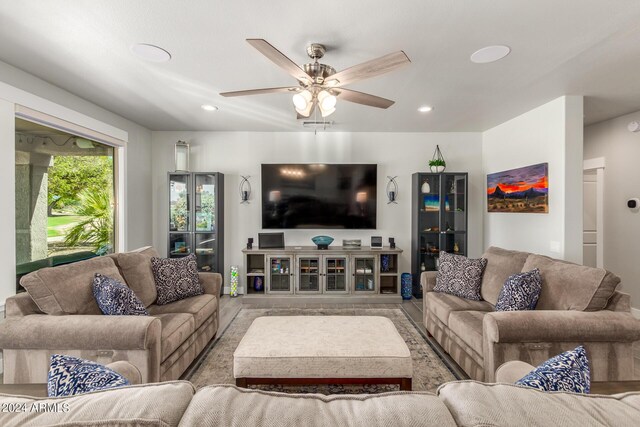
[{"x1": 261, "y1": 163, "x2": 377, "y2": 229}]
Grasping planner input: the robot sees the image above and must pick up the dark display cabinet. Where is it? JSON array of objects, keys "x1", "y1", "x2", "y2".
[
  {"x1": 168, "y1": 172, "x2": 224, "y2": 282},
  {"x1": 411, "y1": 172, "x2": 468, "y2": 298}
]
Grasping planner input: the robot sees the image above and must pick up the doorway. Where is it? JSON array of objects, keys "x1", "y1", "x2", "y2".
[{"x1": 583, "y1": 158, "x2": 605, "y2": 268}]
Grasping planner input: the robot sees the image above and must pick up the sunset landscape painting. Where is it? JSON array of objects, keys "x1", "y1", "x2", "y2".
[{"x1": 487, "y1": 163, "x2": 549, "y2": 213}]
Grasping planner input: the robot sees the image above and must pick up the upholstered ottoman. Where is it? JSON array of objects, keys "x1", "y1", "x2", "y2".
[{"x1": 233, "y1": 316, "x2": 413, "y2": 390}]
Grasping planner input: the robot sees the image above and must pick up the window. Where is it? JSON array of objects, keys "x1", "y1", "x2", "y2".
[{"x1": 15, "y1": 118, "x2": 116, "y2": 288}]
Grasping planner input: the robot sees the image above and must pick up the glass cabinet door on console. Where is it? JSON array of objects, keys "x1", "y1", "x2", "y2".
[
  {"x1": 324, "y1": 256, "x2": 349, "y2": 294},
  {"x1": 266, "y1": 255, "x2": 293, "y2": 294},
  {"x1": 352, "y1": 256, "x2": 377, "y2": 292},
  {"x1": 296, "y1": 256, "x2": 321, "y2": 293}
]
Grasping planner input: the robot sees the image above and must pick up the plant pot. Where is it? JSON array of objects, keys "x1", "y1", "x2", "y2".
[{"x1": 430, "y1": 165, "x2": 445, "y2": 173}]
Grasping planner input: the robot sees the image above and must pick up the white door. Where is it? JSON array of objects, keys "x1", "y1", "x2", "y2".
[{"x1": 583, "y1": 172, "x2": 598, "y2": 267}]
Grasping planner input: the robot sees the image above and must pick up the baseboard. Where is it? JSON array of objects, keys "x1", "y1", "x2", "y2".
[{"x1": 632, "y1": 307, "x2": 640, "y2": 319}]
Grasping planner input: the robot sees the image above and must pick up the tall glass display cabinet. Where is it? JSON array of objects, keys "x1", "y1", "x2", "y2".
[
  {"x1": 168, "y1": 172, "x2": 224, "y2": 287},
  {"x1": 411, "y1": 172, "x2": 468, "y2": 298}
]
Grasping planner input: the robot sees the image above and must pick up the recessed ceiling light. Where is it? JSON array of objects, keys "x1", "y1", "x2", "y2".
[
  {"x1": 470, "y1": 45, "x2": 511, "y2": 64},
  {"x1": 130, "y1": 43, "x2": 171, "y2": 63},
  {"x1": 418, "y1": 105, "x2": 433, "y2": 113},
  {"x1": 201, "y1": 105, "x2": 218, "y2": 111}
]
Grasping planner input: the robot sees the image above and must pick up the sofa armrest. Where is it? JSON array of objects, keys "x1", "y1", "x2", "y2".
[
  {"x1": 0, "y1": 314, "x2": 161, "y2": 350},
  {"x1": 421, "y1": 271, "x2": 438, "y2": 293},
  {"x1": 494, "y1": 360, "x2": 535, "y2": 383},
  {"x1": 483, "y1": 310, "x2": 640, "y2": 343},
  {"x1": 199, "y1": 272, "x2": 222, "y2": 296}
]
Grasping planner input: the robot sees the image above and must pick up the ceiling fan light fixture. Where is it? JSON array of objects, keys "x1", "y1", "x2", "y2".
[
  {"x1": 318, "y1": 90, "x2": 337, "y2": 110},
  {"x1": 293, "y1": 90, "x2": 312, "y2": 111},
  {"x1": 319, "y1": 106, "x2": 336, "y2": 118}
]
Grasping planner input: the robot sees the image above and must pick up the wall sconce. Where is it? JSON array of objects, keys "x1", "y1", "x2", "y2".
[
  {"x1": 386, "y1": 176, "x2": 398, "y2": 204},
  {"x1": 239, "y1": 176, "x2": 251, "y2": 204},
  {"x1": 175, "y1": 140, "x2": 190, "y2": 172}
]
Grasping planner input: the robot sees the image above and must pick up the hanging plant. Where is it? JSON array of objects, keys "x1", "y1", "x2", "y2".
[{"x1": 429, "y1": 145, "x2": 446, "y2": 173}]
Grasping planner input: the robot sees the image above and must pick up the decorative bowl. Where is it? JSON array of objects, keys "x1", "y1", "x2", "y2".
[{"x1": 311, "y1": 235, "x2": 334, "y2": 247}]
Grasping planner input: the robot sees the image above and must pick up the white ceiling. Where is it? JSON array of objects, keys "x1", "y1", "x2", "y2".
[{"x1": 2, "y1": 0, "x2": 640, "y2": 132}]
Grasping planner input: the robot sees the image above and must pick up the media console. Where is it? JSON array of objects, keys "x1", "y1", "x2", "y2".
[{"x1": 242, "y1": 246, "x2": 403, "y2": 303}]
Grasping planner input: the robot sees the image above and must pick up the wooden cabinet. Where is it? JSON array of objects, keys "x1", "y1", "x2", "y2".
[{"x1": 242, "y1": 247, "x2": 402, "y2": 301}]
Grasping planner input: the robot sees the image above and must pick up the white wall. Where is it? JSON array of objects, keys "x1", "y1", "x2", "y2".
[
  {"x1": 482, "y1": 96, "x2": 584, "y2": 262},
  {"x1": 584, "y1": 110, "x2": 640, "y2": 310},
  {"x1": 151, "y1": 131, "x2": 483, "y2": 292},
  {"x1": 0, "y1": 60, "x2": 153, "y2": 306}
]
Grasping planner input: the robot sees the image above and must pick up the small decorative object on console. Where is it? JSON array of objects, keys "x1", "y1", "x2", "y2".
[
  {"x1": 311, "y1": 235, "x2": 334, "y2": 250},
  {"x1": 230, "y1": 265, "x2": 239, "y2": 297},
  {"x1": 253, "y1": 276, "x2": 264, "y2": 291},
  {"x1": 389, "y1": 237, "x2": 396, "y2": 249},
  {"x1": 516, "y1": 345, "x2": 591, "y2": 394},
  {"x1": 342, "y1": 239, "x2": 361, "y2": 249},
  {"x1": 371, "y1": 236, "x2": 383, "y2": 249},
  {"x1": 247, "y1": 237, "x2": 253, "y2": 249},
  {"x1": 381, "y1": 255, "x2": 390, "y2": 272}
]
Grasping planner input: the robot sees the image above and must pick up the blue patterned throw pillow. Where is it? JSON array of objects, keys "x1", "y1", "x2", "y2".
[
  {"x1": 47, "y1": 354, "x2": 129, "y2": 397},
  {"x1": 434, "y1": 252, "x2": 488, "y2": 301},
  {"x1": 516, "y1": 345, "x2": 591, "y2": 393},
  {"x1": 495, "y1": 268, "x2": 542, "y2": 311},
  {"x1": 93, "y1": 273, "x2": 148, "y2": 316},
  {"x1": 151, "y1": 254, "x2": 203, "y2": 305}
]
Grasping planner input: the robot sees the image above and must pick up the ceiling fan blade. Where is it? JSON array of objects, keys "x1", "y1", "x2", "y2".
[
  {"x1": 335, "y1": 89, "x2": 395, "y2": 109},
  {"x1": 220, "y1": 87, "x2": 298, "y2": 97},
  {"x1": 326, "y1": 51, "x2": 410, "y2": 87},
  {"x1": 247, "y1": 39, "x2": 312, "y2": 84}
]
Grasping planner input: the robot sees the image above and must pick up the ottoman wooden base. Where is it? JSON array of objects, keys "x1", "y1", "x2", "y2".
[{"x1": 236, "y1": 377, "x2": 412, "y2": 391}]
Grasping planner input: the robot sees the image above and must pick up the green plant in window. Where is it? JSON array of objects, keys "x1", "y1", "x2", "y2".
[{"x1": 64, "y1": 189, "x2": 113, "y2": 251}]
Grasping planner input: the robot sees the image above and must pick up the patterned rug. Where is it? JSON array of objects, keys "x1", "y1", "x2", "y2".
[{"x1": 185, "y1": 308, "x2": 457, "y2": 394}]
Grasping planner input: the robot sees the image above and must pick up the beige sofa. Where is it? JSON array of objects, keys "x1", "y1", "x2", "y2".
[
  {"x1": 422, "y1": 246, "x2": 640, "y2": 382},
  {"x1": 1, "y1": 378, "x2": 639, "y2": 426},
  {"x1": 0, "y1": 247, "x2": 220, "y2": 384}
]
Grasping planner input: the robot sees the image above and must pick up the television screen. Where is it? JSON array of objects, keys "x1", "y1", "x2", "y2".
[{"x1": 261, "y1": 164, "x2": 377, "y2": 229}]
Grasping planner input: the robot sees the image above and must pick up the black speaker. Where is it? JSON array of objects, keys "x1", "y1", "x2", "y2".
[
  {"x1": 247, "y1": 238, "x2": 253, "y2": 249},
  {"x1": 389, "y1": 237, "x2": 396, "y2": 249}
]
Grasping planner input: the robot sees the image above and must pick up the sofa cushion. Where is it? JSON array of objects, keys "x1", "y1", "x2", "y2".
[
  {"x1": 116, "y1": 246, "x2": 159, "y2": 307},
  {"x1": 448, "y1": 311, "x2": 485, "y2": 357},
  {"x1": 480, "y1": 246, "x2": 531, "y2": 305},
  {"x1": 155, "y1": 313, "x2": 195, "y2": 361},
  {"x1": 179, "y1": 385, "x2": 458, "y2": 427},
  {"x1": 148, "y1": 294, "x2": 217, "y2": 330},
  {"x1": 151, "y1": 254, "x2": 204, "y2": 305},
  {"x1": 437, "y1": 381, "x2": 640, "y2": 427},
  {"x1": 93, "y1": 273, "x2": 148, "y2": 316},
  {"x1": 47, "y1": 354, "x2": 129, "y2": 397},
  {"x1": 425, "y1": 292, "x2": 493, "y2": 326},
  {"x1": 516, "y1": 345, "x2": 591, "y2": 393},
  {"x1": 495, "y1": 268, "x2": 542, "y2": 311},
  {"x1": 434, "y1": 252, "x2": 487, "y2": 301},
  {"x1": 21, "y1": 256, "x2": 125, "y2": 315},
  {"x1": 523, "y1": 254, "x2": 620, "y2": 311},
  {"x1": 0, "y1": 381, "x2": 194, "y2": 427}
]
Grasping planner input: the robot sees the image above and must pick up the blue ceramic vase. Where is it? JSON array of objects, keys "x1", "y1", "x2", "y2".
[{"x1": 401, "y1": 273, "x2": 412, "y2": 300}]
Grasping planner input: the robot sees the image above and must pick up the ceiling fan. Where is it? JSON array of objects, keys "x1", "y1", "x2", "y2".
[{"x1": 220, "y1": 39, "x2": 411, "y2": 118}]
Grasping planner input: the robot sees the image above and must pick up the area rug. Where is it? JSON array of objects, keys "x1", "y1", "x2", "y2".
[{"x1": 185, "y1": 308, "x2": 457, "y2": 394}]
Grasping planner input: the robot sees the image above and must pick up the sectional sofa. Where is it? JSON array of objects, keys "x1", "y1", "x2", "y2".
[
  {"x1": 1, "y1": 377, "x2": 639, "y2": 426},
  {"x1": 0, "y1": 247, "x2": 221, "y2": 383},
  {"x1": 422, "y1": 246, "x2": 640, "y2": 381}
]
